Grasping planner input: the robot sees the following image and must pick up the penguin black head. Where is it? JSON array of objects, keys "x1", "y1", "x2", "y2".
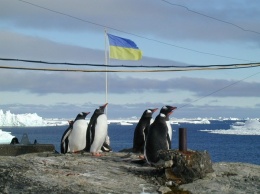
[
  {"x1": 68, "y1": 120, "x2": 74, "y2": 127},
  {"x1": 74, "y1": 112, "x2": 90, "y2": 121},
  {"x1": 94, "y1": 103, "x2": 108, "y2": 115},
  {"x1": 10, "y1": 137, "x2": 19, "y2": 144},
  {"x1": 160, "y1": 105, "x2": 177, "y2": 117},
  {"x1": 141, "y1": 108, "x2": 158, "y2": 118}
]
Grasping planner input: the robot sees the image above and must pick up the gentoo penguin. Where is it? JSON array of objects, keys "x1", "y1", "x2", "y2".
[
  {"x1": 10, "y1": 137, "x2": 19, "y2": 144},
  {"x1": 86, "y1": 103, "x2": 108, "y2": 156},
  {"x1": 159, "y1": 106, "x2": 177, "y2": 149},
  {"x1": 68, "y1": 112, "x2": 90, "y2": 153},
  {"x1": 132, "y1": 108, "x2": 158, "y2": 153},
  {"x1": 144, "y1": 106, "x2": 176, "y2": 165},
  {"x1": 101, "y1": 135, "x2": 112, "y2": 152},
  {"x1": 60, "y1": 120, "x2": 74, "y2": 154}
]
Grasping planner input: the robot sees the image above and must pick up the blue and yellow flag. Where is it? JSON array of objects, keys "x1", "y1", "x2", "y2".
[{"x1": 107, "y1": 33, "x2": 142, "y2": 60}]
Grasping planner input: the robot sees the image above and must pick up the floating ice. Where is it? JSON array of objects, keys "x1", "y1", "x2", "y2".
[
  {"x1": 0, "y1": 129, "x2": 15, "y2": 144},
  {"x1": 0, "y1": 110, "x2": 48, "y2": 127},
  {"x1": 172, "y1": 118, "x2": 211, "y2": 124},
  {"x1": 201, "y1": 119, "x2": 260, "y2": 135}
]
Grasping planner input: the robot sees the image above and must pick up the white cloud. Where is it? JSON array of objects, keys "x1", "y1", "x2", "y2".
[{"x1": 0, "y1": 0, "x2": 260, "y2": 119}]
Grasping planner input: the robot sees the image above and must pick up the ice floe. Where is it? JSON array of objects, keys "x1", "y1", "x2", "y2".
[{"x1": 200, "y1": 119, "x2": 260, "y2": 135}]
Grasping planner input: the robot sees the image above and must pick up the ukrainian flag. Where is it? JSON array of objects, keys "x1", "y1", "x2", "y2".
[{"x1": 107, "y1": 33, "x2": 142, "y2": 60}]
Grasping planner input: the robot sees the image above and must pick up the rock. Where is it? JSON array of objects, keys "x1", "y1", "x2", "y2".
[
  {"x1": 0, "y1": 152, "x2": 159, "y2": 194},
  {"x1": 0, "y1": 151, "x2": 259, "y2": 194},
  {"x1": 179, "y1": 162, "x2": 260, "y2": 194},
  {"x1": 158, "y1": 186, "x2": 172, "y2": 194},
  {"x1": 0, "y1": 144, "x2": 55, "y2": 156},
  {"x1": 158, "y1": 149, "x2": 214, "y2": 184}
]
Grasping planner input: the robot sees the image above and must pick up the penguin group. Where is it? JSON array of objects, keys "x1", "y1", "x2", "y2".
[
  {"x1": 60, "y1": 103, "x2": 177, "y2": 165},
  {"x1": 60, "y1": 103, "x2": 111, "y2": 156},
  {"x1": 133, "y1": 105, "x2": 177, "y2": 165}
]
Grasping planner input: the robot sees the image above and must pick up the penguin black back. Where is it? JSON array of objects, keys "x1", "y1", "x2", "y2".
[
  {"x1": 86, "y1": 103, "x2": 108, "y2": 151},
  {"x1": 145, "y1": 113, "x2": 169, "y2": 164},
  {"x1": 60, "y1": 120, "x2": 74, "y2": 154},
  {"x1": 133, "y1": 108, "x2": 158, "y2": 153}
]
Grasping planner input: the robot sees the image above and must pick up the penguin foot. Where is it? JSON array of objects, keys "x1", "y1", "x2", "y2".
[
  {"x1": 138, "y1": 155, "x2": 145, "y2": 160},
  {"x1": 73, "y1": 151, "x2": 82, "y2": 154},
  {"x1": 91, "y1": 152, "x2": 103, "y2": 157}
]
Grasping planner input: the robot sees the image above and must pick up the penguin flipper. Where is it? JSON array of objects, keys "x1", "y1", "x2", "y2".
[
  {"x1": 166, "y1": 133, "x2": 171, "y2": 149},
  {"x1": 60, "y1": 128, "x2": 72, "y2": 154}
]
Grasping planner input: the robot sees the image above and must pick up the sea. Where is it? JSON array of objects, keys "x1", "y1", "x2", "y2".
[{"x1": 2, "y1": 120, "x2": 260, "y2": 165}]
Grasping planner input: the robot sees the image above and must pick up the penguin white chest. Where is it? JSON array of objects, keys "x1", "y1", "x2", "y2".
[
  {"x1": 68, "y1": 120, "x2": 88, "y2": 152},
  {"x1": 90, "y1": 114, "x2": 108, "y2": 153},
  {"x1": 166, "y1": 121, "x2": 172, "y2": 141}
]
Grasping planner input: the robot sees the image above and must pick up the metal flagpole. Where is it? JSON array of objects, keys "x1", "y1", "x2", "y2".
[{"x1": 104, "y1": 30, "x2": 108, "y2": 116}]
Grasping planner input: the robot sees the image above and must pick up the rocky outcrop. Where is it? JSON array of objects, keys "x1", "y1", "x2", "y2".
[
  {"x1": 157, "y1": 150, "x2": 214, "y2": 184},
  {"x1": 179, "y1": 162, "x2": 260, "y2": 194},
  {"x1": 0, "y1": 152, "x2": 160, "y2": 194},
  {"x1": 0, "y1": 151, "x2": 259, "y2": 194}
]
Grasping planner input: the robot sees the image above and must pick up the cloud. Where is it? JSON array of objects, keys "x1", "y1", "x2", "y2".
[
  {"x1": 171, "y1": 76, "x2": 260, "y2": 97},
  {"x1": 0, "y1": 68, "x2": 259, "y2": 97},
  {"x1": 1, "y1": 0, "x2": 260, "y2": 43},
  {"x1": 1, "y1": 1, "x2": 259, "y2": 119},
  {"x1": 0, "y1": 30, "x2": 102, "y2": 62},
  {"x1": 2, "y1": 102, "x2": 259, "y2": 119}
]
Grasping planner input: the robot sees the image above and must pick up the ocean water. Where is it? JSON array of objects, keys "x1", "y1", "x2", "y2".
[{"x1": 2, "y1": 120, "x2": 260, "y2": 165}]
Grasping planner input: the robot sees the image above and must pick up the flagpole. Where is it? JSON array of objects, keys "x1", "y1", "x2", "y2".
[{"x1": 104, "y1": 29, "x2": 108, "y2": 116}]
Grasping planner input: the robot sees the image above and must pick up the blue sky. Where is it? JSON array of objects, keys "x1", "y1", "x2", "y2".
[{"x1": 0, "y1": 0, "x2": 260, "y2": 119}]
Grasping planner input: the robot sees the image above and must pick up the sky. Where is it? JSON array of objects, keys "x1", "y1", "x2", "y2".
[{"x1": 0, "y1": 0, "x2": 260, "y2": 119}]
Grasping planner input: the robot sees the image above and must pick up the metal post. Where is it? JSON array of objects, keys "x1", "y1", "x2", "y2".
[{"x1": 179, "y1": 128, "x2": 187, "y2": 152}]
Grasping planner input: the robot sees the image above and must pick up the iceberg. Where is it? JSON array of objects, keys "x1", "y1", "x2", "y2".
[
  {"x1": 0, "y1": 110, "x2": 47, "y2": 127},
  {"x1": 201, "y1": 119, "x2": 260, "y2": 135},
  {"x1": 0, "y1": 129, "x2": 15, "y2": 144},
  {"x1": 174, "y1": 118, "x2": 211, "y2": 124}
]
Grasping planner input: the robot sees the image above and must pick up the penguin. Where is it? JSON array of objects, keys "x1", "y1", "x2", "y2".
[
  {"x1": 60, "y1": 120, "x2": 74, "y2": 154},
  {"x1": 10, "y1": 137, "x2": 19, "y2": 144},
  {"x1": 132, "y1": 108, "x2": 158, "y2": 153},
  {"x1": 144, "y1": 106, "x2": 176, "y2": 165},
  {"x1": 159, "y1": 106, "x2": 177, "y2": 149},
  {"x1": 101, "y1": 135, "x2": 112, "y2": 152},
  {"x1": 67, "y1": 112, "x2": 90, "y2": 153},
  {"x1": 86, "y1": 103, "x2": 108, "y2": 156}
]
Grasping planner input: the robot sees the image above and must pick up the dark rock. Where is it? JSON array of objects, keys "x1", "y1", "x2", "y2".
[
  {"x1": 0, "y1": 144, "x2": 55, "y2": 156},
  {"x1": 158, "y1": 149, "x2": 214, "y2": 184}
]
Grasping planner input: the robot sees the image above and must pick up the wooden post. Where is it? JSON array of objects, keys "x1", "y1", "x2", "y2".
[{"x1": 179, "y1": 128, "x2": 187, "y2": 152}]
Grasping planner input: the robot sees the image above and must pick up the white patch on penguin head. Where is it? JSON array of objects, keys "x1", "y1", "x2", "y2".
[
  {"x1": 162, "y1": 106, "x2": 167, "y2": 110},
  {"x1": 160, "y1": 113, "x2": 166, "y2": 117},
  {"x1": 147, "y1": 109, "x2": 152, "y2": 113}
]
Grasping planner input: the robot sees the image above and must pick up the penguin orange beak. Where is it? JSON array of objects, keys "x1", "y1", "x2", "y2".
[
  {"x1": 171, "y1": 107, "x2": 177, "y2": 111},
  {"x1": 99, "y1": 103, "x2": 108, "y2": 111},
  {"x1": 84, "y1": 112, "x2": 91, "y2": 115},
  {"x1": 100, "y1": 103, "x2": 108, "y2": 108},
  {"x1": 168, "y1": 107, "x2": 177, "y2": 116},
  {"x1": 152, "y1": 108, "x2": 158, "y2": 113}
]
